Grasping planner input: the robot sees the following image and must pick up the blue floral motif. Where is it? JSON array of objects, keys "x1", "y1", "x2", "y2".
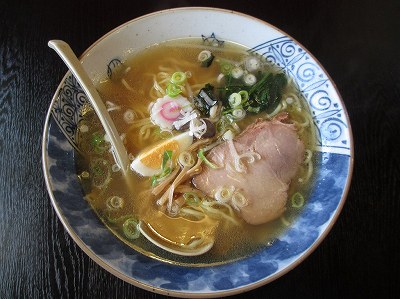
[
  {"x1": 201, "y1": 33, "x2": 225, "y2": 47},
  {"x1": 51, "y1": 74, "x2": 88, "y2": 152},
  {"x1": 107, "y1": 58, "x2": 123, "y2": 79},
  {"x1": 250, "y1": 37, "x2": 350, "y2": 155}
]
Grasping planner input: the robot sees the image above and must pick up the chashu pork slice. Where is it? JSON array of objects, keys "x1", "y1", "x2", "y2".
[{"x1": 192, "y1": 118, "x2": 305, "y2": 225}]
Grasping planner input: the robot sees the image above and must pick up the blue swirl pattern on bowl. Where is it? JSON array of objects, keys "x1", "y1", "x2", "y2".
[
  {"x1": 250, "y1": 36, "x2": 350, "y2": 155},
  {"x1": 43, "y1": 33, "x2": 352, "y2": 296}
]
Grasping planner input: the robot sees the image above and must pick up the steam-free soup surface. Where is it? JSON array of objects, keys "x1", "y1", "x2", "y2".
[{"x1": 76, "y1": 38, "x2": 315, "y2": 266}]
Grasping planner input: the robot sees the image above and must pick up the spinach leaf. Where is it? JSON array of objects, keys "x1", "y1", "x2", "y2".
[{"x1": 248, "y1": 72, "x2": 287, "y2": 113}]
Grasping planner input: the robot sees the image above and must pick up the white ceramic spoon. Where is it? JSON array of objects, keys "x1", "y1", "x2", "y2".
[
  {"x1": 48, "y1": 40, "x2": 130, "y2": 173},
  {"x1": 138, "y1": 221, "x2": 214, "y2": 256},
  {"x1": 49, "y1": 40, "x2": 214, "y2": 256}
]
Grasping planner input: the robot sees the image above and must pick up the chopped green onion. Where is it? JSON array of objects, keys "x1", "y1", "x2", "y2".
[
  {"x1": 247, "y1": 106, "x2": 261, "y2": 113},
  {"x1": 183, "y1": 192, "x2": 200, "y2": 206},
  {"x1": 151, "y1": 175, "x2": 158, "y2": 187},
  {"x1": 151, "y1": 168, "x2": 171, "y2": 187},
  {"x1": 151, "y1": 150, "x2": 173, "y2": 186},
  {"x1": 112, "y1": 164, "x2": 121, "y2": 172},
  {"x1": 220, "y1": 61, "x2": 233, "y2": 75},
  {"x1": 162, "y1": 150, "x2": 173, "y2": 170},
  {"x1": 91, "y1": 132, "x2": 103, "y2": 146},
  {"x1": 123, "y1": 109, "x2": 135, "y2": 124},
  {"x1": 232, "y1": 108, "x2": 246, "y2": 120},
  {"x1": 228, "y1": 93, "x2": 242, "y2": 108},
  {"x1": 106, "y1": 196, "x2": 124, "y2": 210},
  {"x1": 91, "y1": 132, "x2": 108, "y2": 153},
  {"x1": 231, "y1": 67, "x2": 244, "y2": 79},
  {"x1": 244, "y1": 56, "x2": 261, "y2": 72},
  {"x1": 79, "y1": 124, "x2": 89, "y2": 133},
  {"x1": 221, "y1": 108, "x2": 232, "y2": 115},
  {"x1": 214, "y1": 185, "x2": 235, "y2": 203},
  {"x1": 122, "y1": 218, "x2": 140, "y2": 240},
  {"x1": 198, "y1": 50, "x2": 214, "y2": 67},
  {"x1": 238, "y1": 90, "x2": 249, "y2": 102},
  {"x1": 171, "y1": 71, "x2": 186, "y2": 84},
  {"x1": 198, "y1": 149, "x2": 219, "y2": 169},
  {"x1": 178, "y1": 151, "x2": 195, "y2": 167},
  {"x1": 291, "y1": 192, "x2": 305, "y2": 208},
  {"x1": 185, "y1": 71, "x2": 192, "y2": 78},
  {"x1": 166, "y1": 83, "x2": 182, "y2": 97},
  {"x1": 243, "y1": 73, "x2": 257, "y2": 86},
  {"x1": 225, "y1": 113, "x2": 235, "y2": 122},
  {"x1": 216, "y1": 116, "x2": 228, "y2": 133}
]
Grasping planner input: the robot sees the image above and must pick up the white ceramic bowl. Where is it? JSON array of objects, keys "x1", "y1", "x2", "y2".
[{"x1": 42, "y1": 7, "x2": 353, "y2": 298}]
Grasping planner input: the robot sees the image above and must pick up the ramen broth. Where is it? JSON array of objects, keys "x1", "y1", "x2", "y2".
[{"x1": 76, "y1": 38, "x2": 316, "y2": 265}]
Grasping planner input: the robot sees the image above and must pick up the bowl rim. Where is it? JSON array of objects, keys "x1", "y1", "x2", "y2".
[{"x1": 42, "y1": 6, "x2": 354, "y2": 298}]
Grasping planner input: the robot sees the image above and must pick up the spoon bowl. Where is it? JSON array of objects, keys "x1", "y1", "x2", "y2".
[
  {"x1": 138, "y1": 221, "x2": 215, "y2": 256},
  {"x1": 48, "y1": 39, "x2": 215, "y2": 257}
]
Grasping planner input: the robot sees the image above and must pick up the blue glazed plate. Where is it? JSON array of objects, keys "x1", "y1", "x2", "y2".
[{"x1": 42, "y1": 7, "x2": 353, "y2": 298}]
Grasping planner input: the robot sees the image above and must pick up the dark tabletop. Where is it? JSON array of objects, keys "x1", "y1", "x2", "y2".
[{"x1": 1, "y1": 0, "x2": 399, "y2": 298}]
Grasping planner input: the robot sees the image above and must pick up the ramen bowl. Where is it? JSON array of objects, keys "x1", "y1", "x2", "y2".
[{"x1": 42, "y1": 7, "x2": 353, "y2": 298}]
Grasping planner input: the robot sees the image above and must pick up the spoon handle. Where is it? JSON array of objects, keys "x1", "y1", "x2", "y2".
[{"x1": 48, "y1": 40, "x2": 130, "y2": 173}]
